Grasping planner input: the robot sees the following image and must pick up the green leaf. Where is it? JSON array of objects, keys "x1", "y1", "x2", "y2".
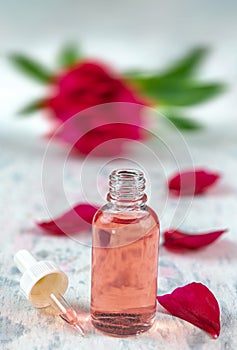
[
  {"x1": 135, "y1": 78, "x2": 225, "y2": 106},
  {"x1": 159, "y1": 47, "x2": 208, "y2": 79},
  {"x1": 162, "y1": 109, "x2": 203, "y2": 131},
  {"x1": 9, "y1": 54, "x2": 53, "y2": 83},
  {"x1": 57, "y1": 43, "x2": 81, "y2": 68},
  {"x1": 18, "y1": 98, "x2": 46, "y2": 116},
  {"x1": 125, "y1": 47, "x2": 208, "y2": 81}
]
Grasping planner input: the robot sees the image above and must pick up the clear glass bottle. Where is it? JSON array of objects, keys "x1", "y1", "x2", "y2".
[{"x1": 91, "y1": 169, "x2": 160, "y2": 336}]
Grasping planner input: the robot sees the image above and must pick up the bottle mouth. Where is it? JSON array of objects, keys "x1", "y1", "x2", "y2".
[
  {"x1": 108, "y1": 168, "x2": 146, "y2": 202},
  {"x1": 110, "y1": 169, "x2": 144, "y2": 179}
]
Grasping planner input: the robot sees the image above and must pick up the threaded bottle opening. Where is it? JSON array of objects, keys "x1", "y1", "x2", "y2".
[{"x1": 108, "y1": 169, "x2": 146, "y2": 203}]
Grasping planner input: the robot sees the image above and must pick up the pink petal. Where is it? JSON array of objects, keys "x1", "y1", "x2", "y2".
[
  {"x1": 157, "y1": 282, "x2": 221, "y2": 338},
  {"x1": 168, "y1": 169, "x2": 220, "y2": 196},
  {"x1": 163, "y1": 229, "x2": 227, "y2": 250},
  {"x1": 37, "y1": 203, "x2": 99, "y2": 235}
]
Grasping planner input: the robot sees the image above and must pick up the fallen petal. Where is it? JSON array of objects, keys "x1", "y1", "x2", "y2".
[
  {"x1": 157, "y1": 282, "x2": 221, "y2": 338},
  {"x1": 168, "y1": 169, "x2": 220, "y2": 196},
  {"x1": 163, "y1": 229, "x2": 227, "y2": 250},
  {"x1": 37, "y1": 203, "x2": 99, "y2": 235}
]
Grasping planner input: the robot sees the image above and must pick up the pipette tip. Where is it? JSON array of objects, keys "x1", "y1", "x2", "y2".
[
  {"x1": 73, "y1": 322, "x2": 85, "y2": 336},
  {"x1": 59, "y1": 306, "x2": 85, "y2": 336}
]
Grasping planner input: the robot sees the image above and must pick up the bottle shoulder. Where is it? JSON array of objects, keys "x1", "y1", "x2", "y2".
[{"x1": 93, "y1": 203, "x2": 159, "y2": 228}]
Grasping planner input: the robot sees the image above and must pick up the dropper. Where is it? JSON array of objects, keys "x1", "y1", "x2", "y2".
[{"x1": 14, "y1": 249, "x2": 85, "y2": 335}]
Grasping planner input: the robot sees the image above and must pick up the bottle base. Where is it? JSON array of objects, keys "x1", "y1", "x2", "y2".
[{"x1": 91, "y1": 312, "x2": 155, "y2": 337}]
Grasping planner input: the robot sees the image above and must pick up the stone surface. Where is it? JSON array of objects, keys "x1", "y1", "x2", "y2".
[{"x1": 0, "y1": 125, "x2": 237, "y2": 350}]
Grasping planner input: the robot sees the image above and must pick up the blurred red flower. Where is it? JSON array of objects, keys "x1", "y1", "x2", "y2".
[
  {"x1": 10, "y1": 47, "x2": 225, "y2": 156},
  {"x1": 46, "y1": 61, "x2": 150, "y2": 155}
]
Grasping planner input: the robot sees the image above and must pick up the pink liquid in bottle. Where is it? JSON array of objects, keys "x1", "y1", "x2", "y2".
[{"x1": 91, "y1": 169, "x2": 160, "y2": 336}]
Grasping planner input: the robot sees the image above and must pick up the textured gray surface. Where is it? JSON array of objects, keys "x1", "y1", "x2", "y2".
[{"x1": 0, "y1": 126, "x2": 237, "y2": 350}]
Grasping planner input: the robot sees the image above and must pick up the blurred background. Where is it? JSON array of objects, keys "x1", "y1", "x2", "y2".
[{"x1": 1, "y1": 0, "x2": 237, "y2": 134}]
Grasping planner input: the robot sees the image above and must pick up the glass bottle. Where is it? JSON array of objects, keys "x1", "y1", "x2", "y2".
[{"x1": 91, "y1": 169, "x2": 160, "y2": 336}]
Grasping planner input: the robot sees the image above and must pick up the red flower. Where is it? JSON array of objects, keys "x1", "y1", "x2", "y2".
[{"x1": 46, "y1": 61, "x2": 150, "y2": 156}]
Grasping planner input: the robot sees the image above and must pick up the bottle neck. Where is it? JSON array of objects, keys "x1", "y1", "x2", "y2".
[{"x1": 107, "y1": 169, "x2": 147, "y2": 209}]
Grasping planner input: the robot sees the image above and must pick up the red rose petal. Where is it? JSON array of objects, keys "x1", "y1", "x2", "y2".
[
  {"x1": 168, "y1": 169, "x2": 220, "y2": 196},
  {"x1": 37, "y1": 203, "x2": 99, "y2": 235},
  {"x1": 163, "y1": 229, "x2": 227, "y2": 250},
  {"x1": 157, "y1": 282, "x2": 221, "y2": 338}
]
